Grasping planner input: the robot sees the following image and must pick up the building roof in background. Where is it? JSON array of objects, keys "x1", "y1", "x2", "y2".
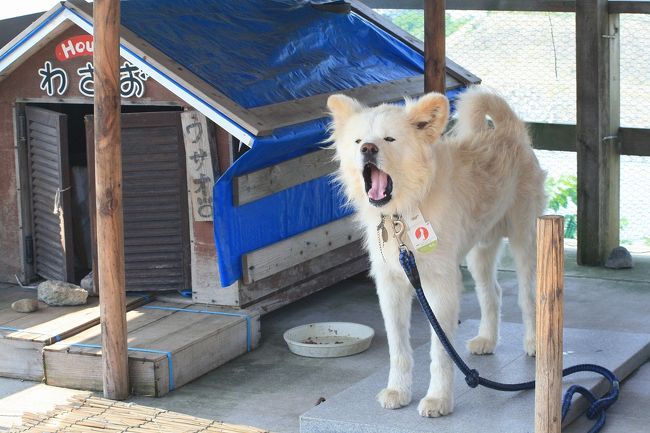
[{"x1": 0, "y1": 13, "x2": 43, "y2": 48}]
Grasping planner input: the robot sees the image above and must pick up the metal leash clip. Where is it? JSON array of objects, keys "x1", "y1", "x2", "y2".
[{"x1": 392, "y1": 217, "x2": 407, "y2": 251}]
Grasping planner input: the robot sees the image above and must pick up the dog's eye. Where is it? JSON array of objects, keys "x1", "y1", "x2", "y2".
[
  {"x1": 384, "y1": 137, "x2": 395, "y2": 142},
  {"x1": 355, "y1": 139, "x2": 361, "y2": 144},
  {"x1": 416, "y1": 121, "x2": 429, "y2": 130}
]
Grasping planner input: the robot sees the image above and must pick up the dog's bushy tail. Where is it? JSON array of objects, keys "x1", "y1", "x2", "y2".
[{"x1": 453, "y1": 87, "x2": 528, "y2": 141}]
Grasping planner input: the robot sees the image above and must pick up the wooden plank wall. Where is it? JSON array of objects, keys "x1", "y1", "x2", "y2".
[
  {"x1": 233, "y1": 149, "x2": 337, "y2": 206},
  {"x1": 241, "y1": 216, "x2": 362, "y2": 284}
]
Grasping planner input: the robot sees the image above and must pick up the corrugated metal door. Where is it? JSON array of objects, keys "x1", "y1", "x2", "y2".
[
  {"x1": 25, "y1": 106, "x2": 75, "y2": 282},
  {"x1": 86, "y1": 111, "x2": 191, "y2": 291}
]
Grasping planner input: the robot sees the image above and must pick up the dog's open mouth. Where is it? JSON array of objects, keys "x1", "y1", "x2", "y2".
[{"x1": 363, "y1": 163, "x2": 393, "y2": 207}]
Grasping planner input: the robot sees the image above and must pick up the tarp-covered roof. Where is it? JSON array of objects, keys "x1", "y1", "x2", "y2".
[
  {"x1": 0, "y1": 0, "x2": 477, "y2": 141},
  {"x1": 121, "y1": 0, "x2": 424, "y2": 109}
]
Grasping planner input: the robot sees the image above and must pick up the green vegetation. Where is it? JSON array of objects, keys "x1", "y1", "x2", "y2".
[
  {"x1": 545, "y1": 175, "x2": 634, "y2": 241},
  {"x1": 546, "y1": 175, "x2": 577, "y2": 239},
  {"x1": 546, "y1": 174, "x2": 577, "y2": 214}
]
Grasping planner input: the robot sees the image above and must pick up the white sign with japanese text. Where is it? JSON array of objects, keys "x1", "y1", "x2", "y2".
[{"x1": 181, "y1": 111, "x2": 215, "y2": 222}]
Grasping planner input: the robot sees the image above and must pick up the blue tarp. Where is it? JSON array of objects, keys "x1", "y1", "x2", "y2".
[
  {"x1": 118, "y1": 0, "x2": 466, "y2": 286},
  {"x1": 212, "y1": 118, "x2": 350, "y2": 286},
  {"x1": 121, "y1": 0, "x2": 424, "y2": 109}
]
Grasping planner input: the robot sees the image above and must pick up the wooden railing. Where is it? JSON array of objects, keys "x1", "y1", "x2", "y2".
[{"x1": 364, "y1": 0, "x2": 650, "y2": 14}]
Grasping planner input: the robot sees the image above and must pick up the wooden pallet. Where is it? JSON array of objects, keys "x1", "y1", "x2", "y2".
[
  {"x1": 0, "y1": 287, "x2": 147, "y2": 381},
  {"x1": 10, "y1": 394, "x2": 270, "y2": 433},
  {"x1": 44, "y1": 301, "x2": 260, "y2": 397}
]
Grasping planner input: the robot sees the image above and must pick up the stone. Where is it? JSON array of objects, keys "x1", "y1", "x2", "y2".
[
  {"x1": 37, "y1": 280, "x2": 88, "y2": 306},
  {"x1": 11, "y1": 298, "x2": 39, "y2": 313},
  {"x1": 80, "y1": 271, "x2": 94, "y2": 293},
  {"x1": 605, "y1": 246, "x2": 633, "y2": 269}
]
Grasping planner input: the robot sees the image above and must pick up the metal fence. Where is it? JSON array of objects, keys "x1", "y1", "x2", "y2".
[{"x1": 376, "y1": 8, "x2": 650, "y2": 252}]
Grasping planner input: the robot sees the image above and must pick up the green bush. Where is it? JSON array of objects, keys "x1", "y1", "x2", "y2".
[{"x1": 545, "y1": 175, "x2": 577, "y2": 239}]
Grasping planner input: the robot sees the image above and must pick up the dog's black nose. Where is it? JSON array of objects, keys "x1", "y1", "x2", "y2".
[{"x1": 360, "y1": 142, "x2": 378, "y2": 154}]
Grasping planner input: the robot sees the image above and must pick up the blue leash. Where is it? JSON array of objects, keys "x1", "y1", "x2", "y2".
[{"x1": 398, "y1": 248, "x2": 620, "y2": 433}]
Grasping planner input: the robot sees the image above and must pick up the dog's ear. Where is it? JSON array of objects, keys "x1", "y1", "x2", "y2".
[
  {"x1": 327, "y1": 94, "x2": 362, "y2": 127},
  {"x1": 406, "y1": 92, "x2": 449, "y2": 137}
]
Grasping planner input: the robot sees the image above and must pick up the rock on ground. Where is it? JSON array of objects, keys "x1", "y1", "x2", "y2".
[
  {"x1": 37, "y1": 280, "x2": 88, "y2": 306},
  {"x1": 80, "y1": 271, "x2": 94, "y2": 293},
  {"x1": 605, "y1": 246, "x2": 634, "y2": 269},
  {"x1": 11, "y1": 298, "x2": 39, "y2": 313}
]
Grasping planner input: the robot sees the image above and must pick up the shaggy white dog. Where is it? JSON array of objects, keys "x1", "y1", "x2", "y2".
[{"x1": 327, "y1": 87, "x2": 547, "y2": 417}]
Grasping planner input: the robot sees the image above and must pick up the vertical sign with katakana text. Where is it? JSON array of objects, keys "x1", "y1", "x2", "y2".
[{"x1": 181, "y1": 111, "x2": 215, "y2": 221}]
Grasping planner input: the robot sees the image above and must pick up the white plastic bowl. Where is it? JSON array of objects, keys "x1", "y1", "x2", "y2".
[{"x1": 283, "y1": 322, "x2": 375, "y2": 358}]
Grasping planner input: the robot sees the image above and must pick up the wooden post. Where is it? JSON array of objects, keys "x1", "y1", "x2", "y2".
[
  {"x1": 576, "y1": 0, "x2": 620, "y2": 265},
  {"x1": 94, "y1": 0, "x2": 129, "y2": 400},
  {"x1": 424, "y1": 0, "x2": 446, "y2": 93},
  {"x1": 535, "y1": 216, "x2": 564, "y2": 433}
]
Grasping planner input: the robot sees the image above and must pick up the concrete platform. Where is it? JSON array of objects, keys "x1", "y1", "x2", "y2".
[{"x1": 301, "y1": 320, "x2": 650, "y2": 433}]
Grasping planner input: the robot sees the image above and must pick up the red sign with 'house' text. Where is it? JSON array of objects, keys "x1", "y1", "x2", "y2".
[{"x1": 55, "y1": 35, "x2": 94, "y2": 61}]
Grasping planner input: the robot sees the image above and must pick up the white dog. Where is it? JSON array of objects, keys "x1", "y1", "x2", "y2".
[{"x1": 327, "y1": 87, "x2": 547, "y2": 417}]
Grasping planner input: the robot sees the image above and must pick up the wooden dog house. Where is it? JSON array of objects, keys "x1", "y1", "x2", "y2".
[{"x1": 0, "y1": 0, "x2": 479, "y2": 311}]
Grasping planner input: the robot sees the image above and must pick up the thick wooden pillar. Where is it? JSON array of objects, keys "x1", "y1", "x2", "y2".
[
  {"x1": 94, "y1": 0, "x2": 129, "y2": 400},
  {"x1": 535, "y1": 216, "x2": 565, "y2": 433},
  {"x1": 424, "y1": 0, "x2": 446, "y2": 93},
  {"x1": 576, "y1": 0, "x2": 620, "y2": 265}
]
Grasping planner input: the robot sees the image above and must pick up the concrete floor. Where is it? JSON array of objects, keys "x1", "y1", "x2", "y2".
[{"x1": 1, "y1": 247, "x2": 649, "y2": 432}]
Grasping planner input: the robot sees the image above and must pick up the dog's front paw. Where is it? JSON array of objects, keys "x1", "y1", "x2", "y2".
[
  {"x1": 524, "y1": 336, "x2": 536, "y2": 357},
  {"x1": 417, "y1": 396, "x2": 453, "y2": 417},
  {"x1": 377, "y1": 388, "x2": 411, "y2": 409},
  {"x1": 467, "y1": 335, "x2": 496, "y2": 355}
]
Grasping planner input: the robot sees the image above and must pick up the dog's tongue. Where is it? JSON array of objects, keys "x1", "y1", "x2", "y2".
[{"x1": 368, "y1": 166, "x2": 388, "y2": 201}]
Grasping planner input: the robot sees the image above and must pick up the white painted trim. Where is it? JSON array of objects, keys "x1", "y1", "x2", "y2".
[
  {"x1": 0, "y1": 5, "x2": 255, "y2": 146},
  {"x1": 0, "y1": 11, "x2": 71, "y2": 75}
]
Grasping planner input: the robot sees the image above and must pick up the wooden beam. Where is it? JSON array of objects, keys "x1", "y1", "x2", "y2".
[
  {"x1": 575, "y1": 0, "x2": 620, "y2": 265},
  {"x1": 529, "y1": 122, "x2": 577, "y2": 152},
  {"x1": 620, "y1": 127, "x2": 650, "y2": 156},
  {"x1": 519, "y1": 123, "x2": 649, "y2": 156},
  {"x1": 241, "y1": 216, "x2": 362, "y2": 284},
  {"x1": 241, "y1": 240, "x2": 367, "y2": 307},
  {"x1": 233, "y1": 149, "x2": 337, "y2": 206},
  {"x1": 364, "y1": 0, "x2": 650, "y2": 14},
  {"x1": 93, "y1": 0, "x2": 129, "y2": 400},
  {"x1": 535, "y1": 216, "x2": 564, "y2": 433},
  {"x1": 608, "y1": 0, "x2": 650, "y2": 14},
  {"x1": 362, "y1": 0, "x2": 577, "y2": 12},
  {"x1": 249, "y1": 255, "x2": 370, "y2": 315},
  {"x1": 424, "y1": 0, "x2": 446, "y2": 93}
]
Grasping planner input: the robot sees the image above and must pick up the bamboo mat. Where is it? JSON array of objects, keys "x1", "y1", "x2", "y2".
[{"x1": 10, "y1": 395, "x2": 271, "y2": 433}]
